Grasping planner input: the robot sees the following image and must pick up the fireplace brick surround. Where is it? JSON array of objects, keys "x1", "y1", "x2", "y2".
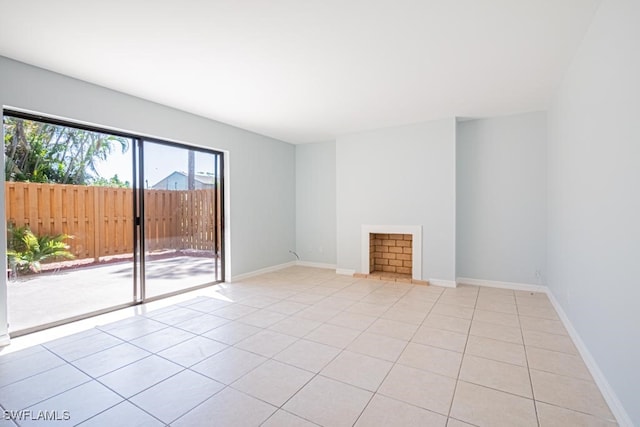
[
  {"x1": 355, "y1": 228, "x2": 428, "y2": 285},
  {"x1": 359, "y1": 224, "x2": 426, "y2": 284},
  {"x1": 369, "y1": 233, "x2": 413, "y2": 275}
]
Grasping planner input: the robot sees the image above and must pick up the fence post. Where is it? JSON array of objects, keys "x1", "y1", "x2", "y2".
[{"x1": 93, "y1": 186, "x2": 100, "y2": 262}]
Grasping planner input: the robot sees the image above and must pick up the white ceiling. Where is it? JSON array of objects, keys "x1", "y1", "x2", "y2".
[{"x1": 0, "y1": 0, "x2": 600, "y2": 144}]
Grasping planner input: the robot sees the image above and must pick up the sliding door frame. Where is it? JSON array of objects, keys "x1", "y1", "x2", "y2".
[
  {"x1": 3, "y1": 109, "x2": 225, "y2": 336},
  {"x1": 138, "y1": 138, "x2": 225, "y2": 302}
]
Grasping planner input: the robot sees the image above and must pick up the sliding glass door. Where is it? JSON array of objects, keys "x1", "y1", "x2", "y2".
[
  {"x1": 141, "y1": 141, "x2": 223, "y2": 299},
  {"x1": 3, "y1": 111, "x2": 224, "y2": 335},
  {"x1": 3, "y1": 114, "x2": 136, "y2": 333}
]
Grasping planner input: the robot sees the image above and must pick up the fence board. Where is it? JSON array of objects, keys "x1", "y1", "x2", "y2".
[
  {"x1": 41, "y1": 185, "x2": 52, "y2": 237},
  {"x1": 15, "y1": 184, "x2": 24, "y2": 228},
  {"x1": 5, "y1": 182, "x2": 220, "y2": 262},
  {"x1": 77, "y1": 187, "x2": 86, "y2": 258},
  {"x1": 28, "y1": 185, "x2": 38, "y2": 234}
]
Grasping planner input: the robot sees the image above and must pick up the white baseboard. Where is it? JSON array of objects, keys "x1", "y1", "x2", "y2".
[
  {"x1": 546, "y1": 292, "x2": 633, "y2": 427},
  {"x1": 229, "y1": 261, "x2": 336, "y2": 282},
  {"x1": 456, "y1": 277, "x2": 547, "y2": 293},
  {"x1": 296, "y1": 261, "x2": 337, "y2": 270},
  {"x1": 429, "y1": 279, "x2": 457, "y2": 288},
  {"x1": 0, "y1": 333, "x2": 10, "y2": 347},
  {"x1": 229, "y1": 261, "x2": 297, "y2": 282},
  {"x1": 336, "y1": 268, "x2": 356, "y2": 276}
]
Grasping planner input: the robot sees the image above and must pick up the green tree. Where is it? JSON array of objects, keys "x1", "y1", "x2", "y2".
[
  {"x1": 92, "y1": 174, "x2": 131, "y2": 188},
  {"x1": 4, "y1": 117, "x2": 129, "y2": 185}
]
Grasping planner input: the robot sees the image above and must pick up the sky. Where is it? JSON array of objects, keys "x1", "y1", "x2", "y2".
[
  {"x1": 94, "y1": 141, "x2": 217, "y2": 188},
  {"x1": 3, "y1": 116, "x2": 218, "y2": 188}
]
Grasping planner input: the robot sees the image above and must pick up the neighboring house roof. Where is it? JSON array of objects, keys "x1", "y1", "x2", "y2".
[{"x1": 151, "y1": 171, "x2": 216, "y2": 188}]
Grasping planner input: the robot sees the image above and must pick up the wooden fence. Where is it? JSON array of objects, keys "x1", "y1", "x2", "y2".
[{"x1": 5, "y1": 182, "x2": 221, "y2": 261}]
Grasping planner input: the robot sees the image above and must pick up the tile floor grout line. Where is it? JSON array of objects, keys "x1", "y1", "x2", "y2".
[
  {"x1": 198, "y1": 294, "x2": 350, "y2": 410},
  {"x1": 268, "y1": 278, "x2": 413, "y2": 424},
  {"x1": 445, "y1": 286, "x2": 479, "y2": 421},
  {"x1": 350, "y1": 388, "x2": 376, "y2": 426},
  {"x1": 454, "y1": 378, "x2": 547, "y2": 401},
  {"x1": 529, "y1": 398, "x2": 620, "y2": 424},
  {"x1": 459, "y1": 350, "x2": 527, "y2": 369},
  {"x1": 260, "y1": 407, "x2": 322, "y2": 427},
  {"x1": 2, "y1": 376, "x2": 94, "y2": 414},
  {"x1": 76, "y1": 400, "x2": 127, "y2": 426},
  {"x1": 0, "y1": 345, "x2": 67, "y2": 389},
  {"x1": 81, "y1": 397, "x2": 165, "y2": 427},
  {"x1": 223, "y1": 280, "x2": 370, "y2": 423},
  {"x1": 157, "y1": 379, "x2": 230, "y2": 426},
  {"x1": 516, "y1": 292, "x2": 542, "y2": 427},
  {"x1": 161, "y1": 383, "x2": 232, "y2": 426},
  {"x1": 526, "y1": 366, "x2": 605, "y2": 383},
  {"x1": 90, "y1": 359, "x2": 184, "y2": 402},
  {"x1": 350, "y1": 279, "x2": 443, "y2": 426},
  {"x1": 520, "y1": 341, "x2": 579, "y2": 356},
  {"x1": 374, "y1": 282, "x2": 450, "y2": 418},
  {"x1": 70, "y1": 340, "x2": 155, "y2": 379}
]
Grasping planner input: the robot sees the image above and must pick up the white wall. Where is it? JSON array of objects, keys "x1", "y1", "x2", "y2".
[
  {"x1": 547, "y1": 0, "x2": 640, "y2": 424},
  {"x1": 0, "y1": 57, "x2": 296, "y2": 341},
  {"x1": 336, "y1": 119, "x2": 456, "y2": 283},
  {"x1": 295, "y1": 141, "x2": 337, "y2": 265},
  {"x1": 457, "y1": 112, "x2": 547, "y2": 285}
]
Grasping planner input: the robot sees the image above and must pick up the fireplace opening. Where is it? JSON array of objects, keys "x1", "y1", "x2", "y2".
[
  {"x1": 358, "y1": 225, "x2": 425, "y2": 284},
  {"x1": 369, "y1": 233, "x2": 412, "y2": 279}
]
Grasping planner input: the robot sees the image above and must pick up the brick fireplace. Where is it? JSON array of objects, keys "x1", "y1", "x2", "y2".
[
  {"x1": 360, "y1": 225, "x2": 425, "y2": 284},
  {"x1": 369, "y1": 233, "x2": 413, "y2": 276}
]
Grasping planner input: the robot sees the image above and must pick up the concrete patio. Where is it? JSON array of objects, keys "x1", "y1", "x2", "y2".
[{"x1": 7, "y1": 256, "x2": 220, "y2": 333}]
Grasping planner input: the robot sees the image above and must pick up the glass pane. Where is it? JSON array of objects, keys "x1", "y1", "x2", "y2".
[
  {"x1": 143, "y1": 141, "x2": 221, "y2": 298},
  {"x1": 3, "y1": 115, "x2": 135, "y2": 333}
]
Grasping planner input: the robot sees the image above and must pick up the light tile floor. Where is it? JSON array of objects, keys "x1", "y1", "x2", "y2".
[{"x1": 0, "y1": 267, "x2": 618, "y2": 426}]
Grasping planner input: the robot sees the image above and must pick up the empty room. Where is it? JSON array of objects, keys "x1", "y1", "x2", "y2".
[{"x1": 0, "y1": 0, "x2": 638, "y2": 426}]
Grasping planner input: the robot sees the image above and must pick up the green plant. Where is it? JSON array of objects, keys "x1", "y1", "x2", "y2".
[
  {"x1": 6, "y1": 224, "x2": 75, "y2": 273},
  {"x1": 4, "y1": 116, "x2": 129, "y2": 185}
]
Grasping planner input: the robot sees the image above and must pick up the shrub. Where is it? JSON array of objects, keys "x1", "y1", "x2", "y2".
[{"x1": 6, "y1": 224, "x2": 74, "y2": 273}]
